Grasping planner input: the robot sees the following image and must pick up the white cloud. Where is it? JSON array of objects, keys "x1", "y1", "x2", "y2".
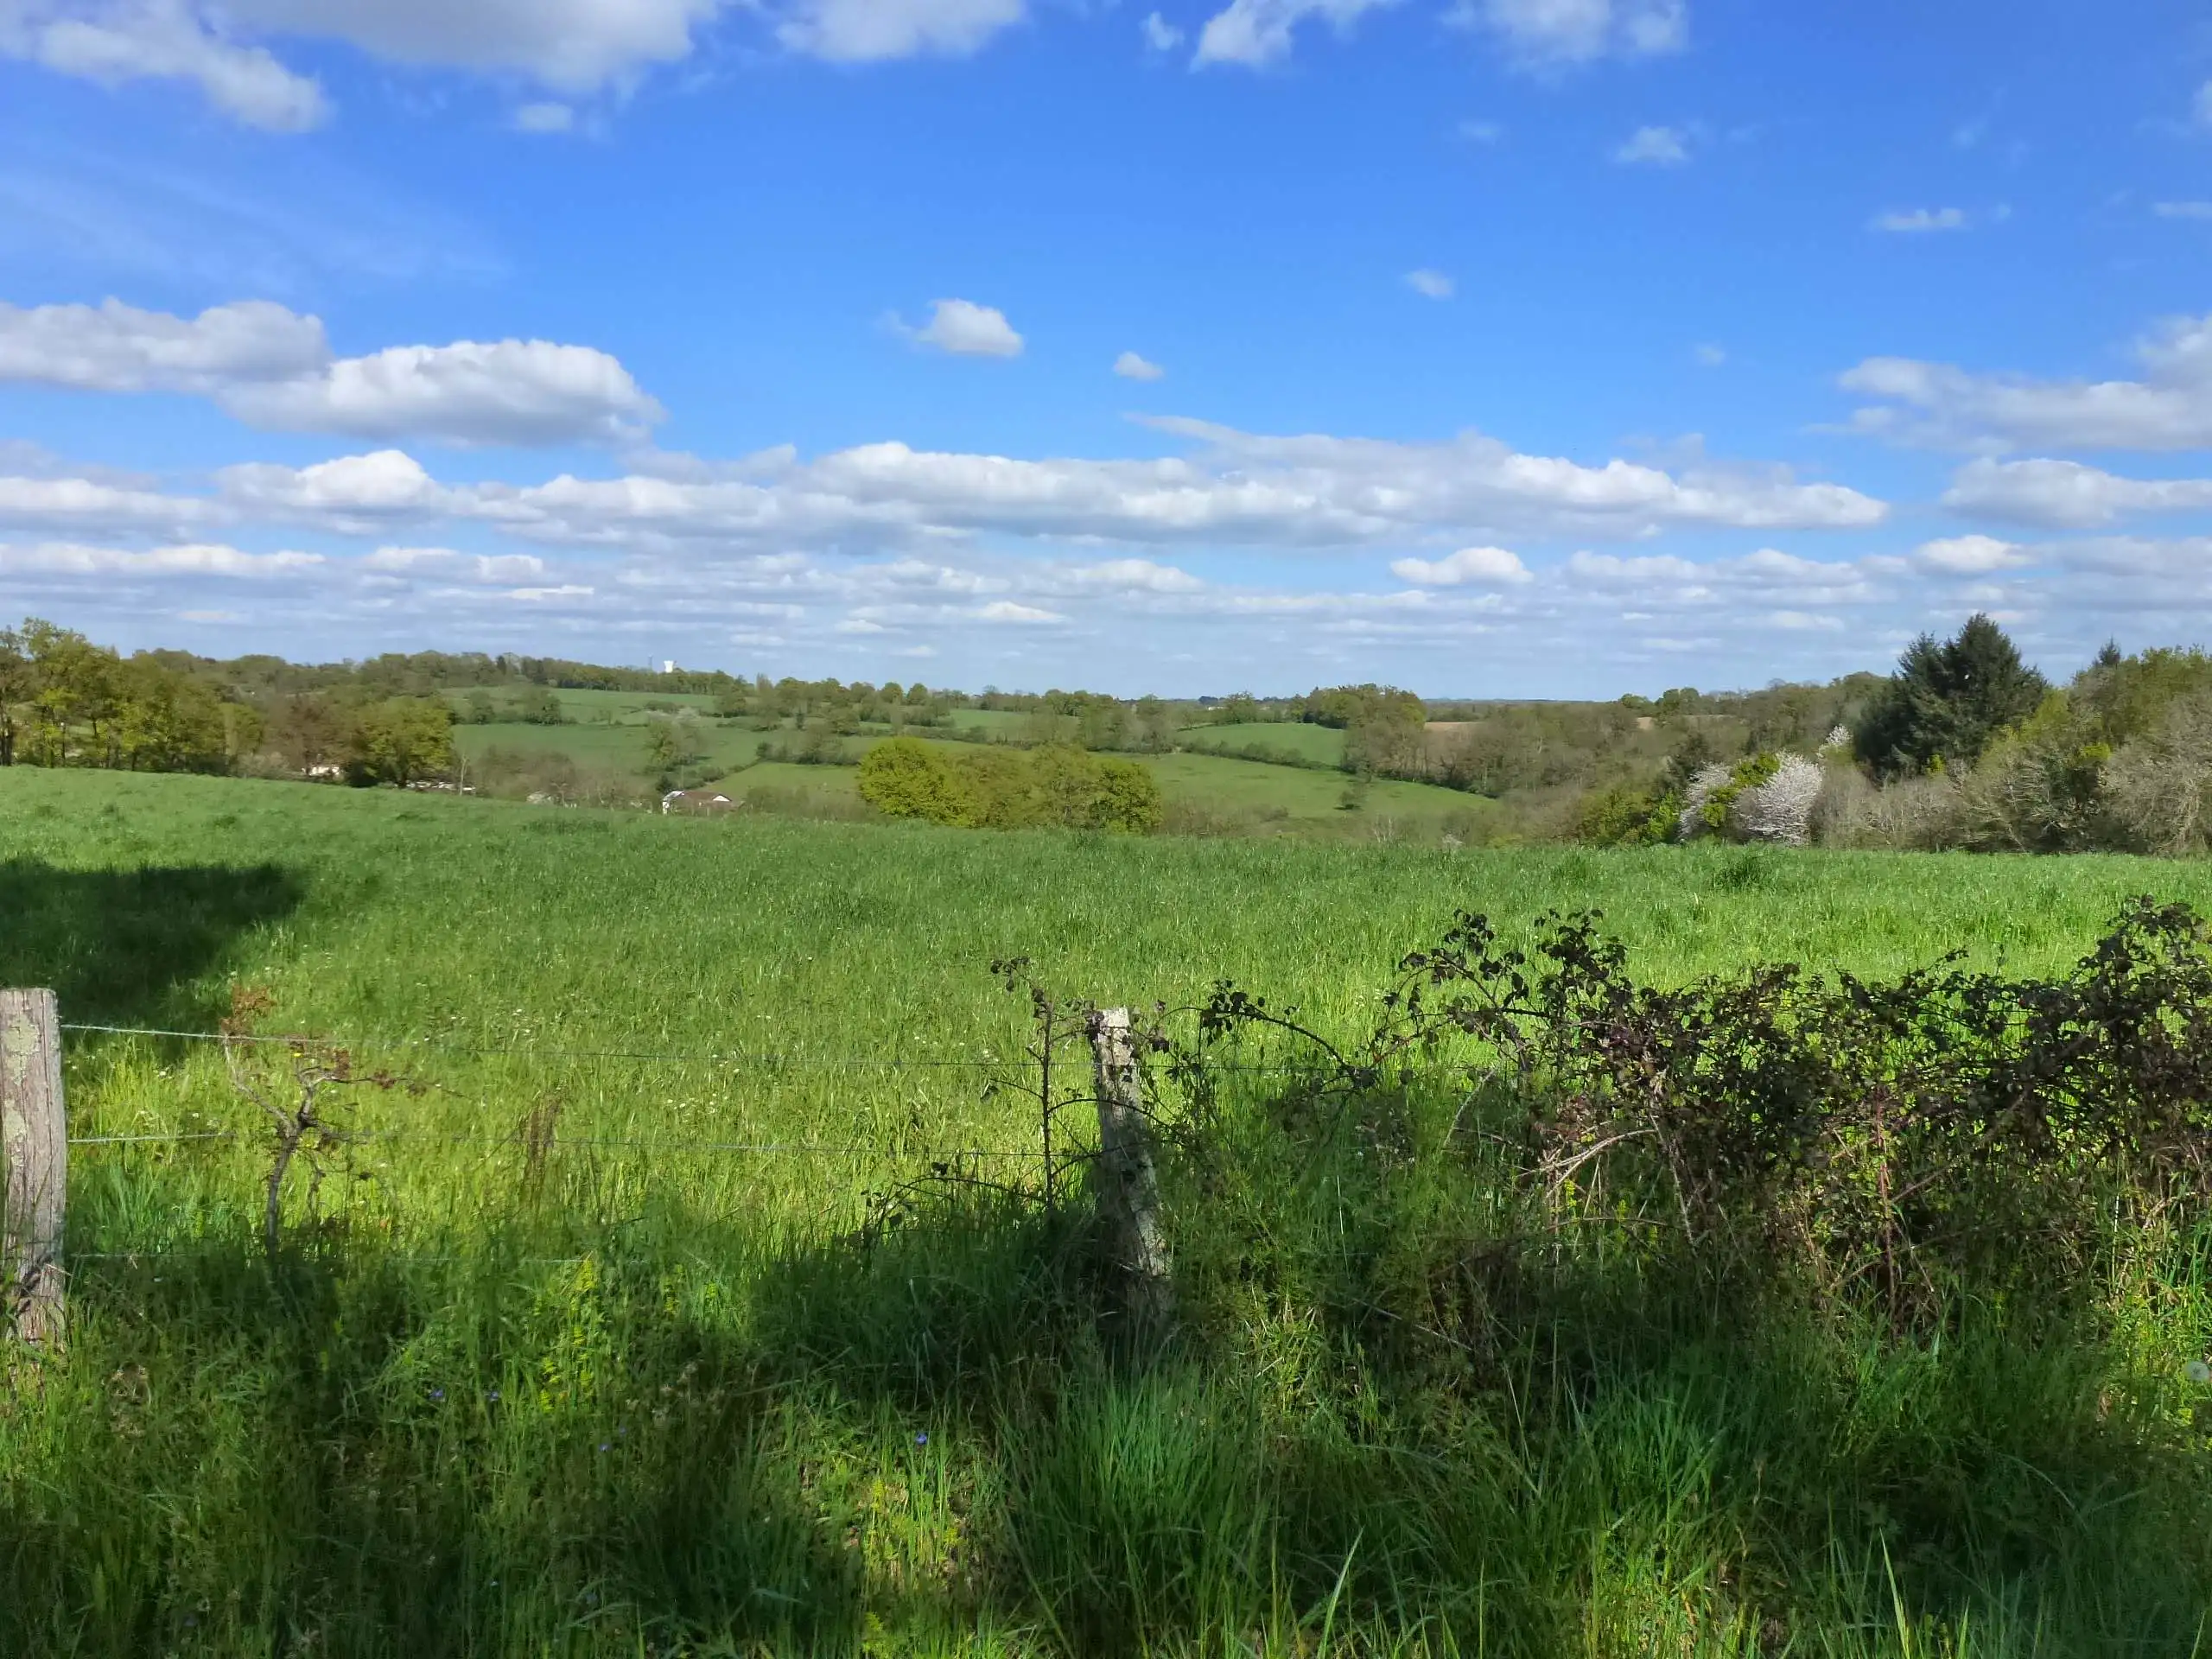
[
  {"x1": 223, "y1": 449, "x2": 451, "y2": 525},
  {"x1": 0, "y1": 473, "x2": 217, "y2": 535},
  {"x1": 0, "y1": 299, "x2": 661, "y2": 446},
  {"x1": 1141, "y1": 10, "x2": 1182, "y2": 49},
  {"x1": 222, "y1": 337, "x2": 664, "y2": 445},
  {"x1": 977, "y1": 599, "x2": 1065, "y2": 623},
  {"x1": 1463, "y1": 0, "x2": 1684, "y2": 68},
  {"x1": 1458, "y1": 118, "x2": 1502, "y2": 143},
  {"x1": 2, "y1": 0, "x2": 740, "y2": 127},
  {"x1": 1063, "y1": 557, "x2": 1203, "y2": 592},
  {"x1": 2153, "y1": 200, "x2": 2212, "y2": 220},
  {"x1": 1391, "y1": 545, "x2": 1530, "y2": 586},
  {"x1": 912, "y1": 298, "x2": 1024, "y2": 358},
  {"x1": 512, "y1": 100, "x2": 575, "y2": 132},
  {"x1": 404, "y1": 420, "x2": 1882, "y2": 556},
  {"x1": 1913, "y1": 533, "x2": 2029, "y2": 575},
  {"x1": 1192, "y1": 0, "x2": 1395, "y2": 67},
  {"x1": 0, "y1": 297, "x2": 327, "y2": 393},
  {"x1": 777, "y1": 0, "x2": 1024, "y2": 60},
  {"x1": 1943, "y1": 456, "x2": 2212, "y2": 527},
  {"x1": 1114, "y1": 350, "x2": 1166, "y2": 381},
  {"x1": 1843, "y1": 310, "x2": 2212, "y2": 452},
  {"x1": 0, "y1": 0, "x2": 328, "y2": 130},
  {"x1": 0, "y1": 538, "x2": 322, "y2": 576},
  {"x1": 1693, "y1": 342, "x2": 1726, "y2": 367},
  {"x1": 362, "y1": 543, "x2": 457, "y2": 571},
  {"x1": 1404, "y1": 268, "x2": 1455, "y2": 300},
  {"x1": 1611, "y1": 124, "x2": 1688, "y2": 166},
  {"x1": 1871, "y1": 207, "x2": 1967, "y2": 233}
]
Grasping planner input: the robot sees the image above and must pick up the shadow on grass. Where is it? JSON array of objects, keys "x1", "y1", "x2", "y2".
[
  {"x1": 0, "y1": 856, "x2": 303, "y2": 1027},
  {"x1": 5, "y1": 1180, "x2": 2209, "y2": 1656}
]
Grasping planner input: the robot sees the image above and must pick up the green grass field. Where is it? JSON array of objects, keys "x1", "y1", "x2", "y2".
[
  {"x1": 455, "y1": 720, "x2": 1498, "y2": 842},
  {"x1": 4, "y1": 768, "x2": 2212, "y2": 1655},
  {"x1": 1174, "y1": 721, "x2": 1348, "y2": 769}
]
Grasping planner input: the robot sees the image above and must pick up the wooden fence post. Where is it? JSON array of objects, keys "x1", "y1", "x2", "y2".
[
  {"x1": 2, "y1": 989, "x2": 66, "y2": 1351},
  {"x1": 1087, "y1": 1007, "x2": 1173, "y2": 1328}
]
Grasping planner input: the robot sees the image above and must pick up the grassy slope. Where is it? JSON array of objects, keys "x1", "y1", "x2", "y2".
[
  {"x1": 1175, "y1": 721, "x2": 1348, "y2": 767},
  {"x1": 5, "y1": 768, "x2": 2211, "y2": 1655}
]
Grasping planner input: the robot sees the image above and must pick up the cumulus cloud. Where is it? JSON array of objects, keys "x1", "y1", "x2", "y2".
[
  {"x1": 1942, "y1": 456, "x2": 2212, "y2": 527},
  {"x1": 221, "y1": 449, "x2": 452, "y2": 526},
  {"x1": 1912, "y1": 534, "x2": 2029, "y2": 575},
  {"x1": 0, "y1": 298, "x2": 661, "y2": 446},
  {"x1": 911, "y1": 298, "x2": 1024, "y2": 358},
  {"x1": 777, "y1": 0, "x2": 1024, "y2": 61},
  {"x1": 284, "y1": 420, "x2": 1877, "y2": 566},
  {"x1": 1192, "y1": 0, "x2": 1395, "y2": 67},
  {"x1": 1842, "y1": 310, "x2": 2212, "y2": 452},
  {"x1": 222, "y1": 338, "x2": 664, "y2": 446},
  {"x1": 977, "y1": 599, "x2": 1065, "y2": 623},
  {"x1": 1062, "y1": 557, "x2": 1203, "y2": 592},
  {"x1": 1114, "y1": 350, "x2": 1166, "y2": 381},
  {"x1": 1390, "y1": 545, "x2": 1530, "y2": 586},
  {"x1": 1141, "y1": 10, "x2": 1182, "y2": 48},
  {"x1": 0, "y1": 297, "x2": 327, "y2": 393},
  {"x1": 0, "y1": 538, "x2": 321, "y2": 576},
  {"x1": 1611, "y1": 124, "x2": 1688, "y2": 165},
  {"x1": 0, "y1": 0, "x2": 328, "y2": 130},
  {"x1": 1463, "y1": 0, "x2": 1684, "y2": 68},
  {"x1": 0, "y1": 473, "x2": 219, "y2": 536},
  {"x1": 1404, "y1": 269, "x2": 1455, "y2": 299},
  {"x1": 0, "y1": 0, "x2": 741, "y2": 127},
  {"x1": 1871, "y1": 207, "x2": 1967, "y2": 233}
]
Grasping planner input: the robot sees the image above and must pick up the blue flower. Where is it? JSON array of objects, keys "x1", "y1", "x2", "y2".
[
  {"x1": 429, "y1": 1388, "x2": 445, "y2": 1402},
  {"x1": 914, "y1": 1431, "x2": 929, "y2": 1446}
]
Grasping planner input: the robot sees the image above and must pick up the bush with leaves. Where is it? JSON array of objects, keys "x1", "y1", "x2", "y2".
[
  {"x1": 1179, "y1": 898, "x2": 2212, "y2": 1324},
  {"x1": 857, "y1": 737, "x2": 1164, "y2": 833}
]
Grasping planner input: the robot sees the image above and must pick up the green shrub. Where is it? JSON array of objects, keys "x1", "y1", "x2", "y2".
[{"x1": 857, "y1": 738, "x2": 1163, "y2": 833}]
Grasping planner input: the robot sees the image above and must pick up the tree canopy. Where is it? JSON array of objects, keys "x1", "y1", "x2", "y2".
[{"x1": 1853, "y1": 613, "x2": 2049, "y2": 778}]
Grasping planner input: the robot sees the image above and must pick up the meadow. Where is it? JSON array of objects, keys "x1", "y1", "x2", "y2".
[{"x1": 4, "y1": 768, "x2": 2212, "y2": 1656}]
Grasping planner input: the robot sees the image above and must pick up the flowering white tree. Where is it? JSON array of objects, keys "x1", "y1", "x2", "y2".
[
  {"x1": 1736, "y1": 753, "x2": 1823, "y2": 846},
  {"x1": 1678, "y1": 753, "x2": 1823, "y2": 845},
  {"x1": 1677, "y1": 763, "x2": 1734, "y2": 842}
]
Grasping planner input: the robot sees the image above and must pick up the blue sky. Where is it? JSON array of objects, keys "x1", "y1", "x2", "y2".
[{"x1": 2, "y1": 0, "x2": 2211, "y2": 696}]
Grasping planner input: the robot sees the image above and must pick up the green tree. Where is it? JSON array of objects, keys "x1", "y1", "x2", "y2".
[
  {"x1": 349, "y1": 698, "x2": 456, "y2": 785},
  {"x1": 856, "y1": 738, "x2": 982, "y2": 825},
  {"x1": 1854, "y1": 613, "x2": 2048, "y2": 778}
]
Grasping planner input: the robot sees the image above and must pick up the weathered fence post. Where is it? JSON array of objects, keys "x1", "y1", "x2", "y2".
[
  {"x1": 2, "y1": 989, "x2": 66, "y2": 1351},
  {"x1": 1087, "y1": 1007, "x2": 1173, "y2": 1328}
]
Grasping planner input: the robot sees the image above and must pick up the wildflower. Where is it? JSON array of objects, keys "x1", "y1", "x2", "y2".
[
  {"x1": 486, "y1": 1389, "x2": 500, "y2": 1403},
  {"x1": 429, "y1": 1388, "x2": 445, "y2": 1402},
  {"x1": 2185, "y1": 1360, "x2": 2210, "y2": 1384},
  {"x1": 914, "y1": 1432, "x2": 929, "y2": 1446},
  {"x1": 599, "y1": 1442, "x2": 611, "y2": 1452}
]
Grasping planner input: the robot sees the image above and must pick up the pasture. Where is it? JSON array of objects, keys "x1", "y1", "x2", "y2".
[{"x1": 4, "y1": 768, "x2": 2212, "y2": 1655}]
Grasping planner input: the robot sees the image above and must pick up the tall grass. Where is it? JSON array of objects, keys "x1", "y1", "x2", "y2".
[{"x1": 3, "y1": 769, "x2": 2211, "y2": 1654}]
